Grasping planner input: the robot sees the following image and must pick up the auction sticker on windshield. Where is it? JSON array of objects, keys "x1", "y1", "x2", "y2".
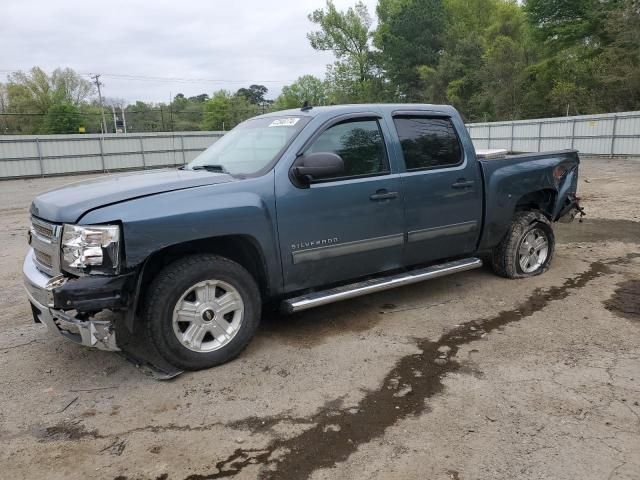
[{"x1": 269, "y1": 118, "x2": 300, "y2": 127}]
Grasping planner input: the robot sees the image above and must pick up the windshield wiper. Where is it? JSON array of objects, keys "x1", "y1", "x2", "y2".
[{"x1": 190, "y1": 164, "x2": 231, "y2": 174}]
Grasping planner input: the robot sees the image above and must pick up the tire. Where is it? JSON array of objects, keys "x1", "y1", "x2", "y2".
[
  {"x1": 491, "y1": 210, "x2": 555, "y2": 279},
  {"x1": 143, "y1": 254, "x2": 261, "y2": 370}
]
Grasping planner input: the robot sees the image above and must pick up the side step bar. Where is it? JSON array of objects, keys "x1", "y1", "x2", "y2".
[{"x1": 282, "y1": 257, "x2": 483, "y2": 314}]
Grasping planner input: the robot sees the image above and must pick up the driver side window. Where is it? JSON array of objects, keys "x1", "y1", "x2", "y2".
[{"x1": 306, "y1": 119, "x2": 389, "y2": 180}]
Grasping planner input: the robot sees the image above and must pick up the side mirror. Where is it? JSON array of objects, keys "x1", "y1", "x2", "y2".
[{"x1": 294, "y1": 152, "x2": 344, "y2": 183}]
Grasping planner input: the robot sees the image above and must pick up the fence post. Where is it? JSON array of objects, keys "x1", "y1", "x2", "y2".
[
  {"x1": 537, "y1": 122, "x2": 542, "y2": 152},
  {"x1": 139, "y1": 136, "x2": 146, "y2": 169},
  {"x1": 487, "y1": 124, "x2": 491, "y2": 149},
  {"x1": 35, "y1": 137, "x2": 44, "y2": 177},
  {"x1": 509, "y1": 122, "x2": 514, "y2": 152},
  {"x1": 180, "y1": 135, "x2": 187, "y2": 164},
  {"x1": 98, "y1": 135, "x2": 106, "y2": 172},
  {"x1": 570, "y1": 119, "x2": 576, "y2": 150},
  {"x1": 610, "y1": 115, "x2": 618, "y2": 158}
]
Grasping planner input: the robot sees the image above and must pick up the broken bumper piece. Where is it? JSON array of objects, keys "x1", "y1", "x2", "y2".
[{"x1": 23, "y1": 249, "x2": 121, "y2": 352}]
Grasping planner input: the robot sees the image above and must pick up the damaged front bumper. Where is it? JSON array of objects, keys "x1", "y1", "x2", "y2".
[{"x1": 23, "y1": 249, "x2": 134, "y2": 352}]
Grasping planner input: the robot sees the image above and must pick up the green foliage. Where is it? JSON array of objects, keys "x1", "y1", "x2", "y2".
[
  {"x1": 44, "y1": 103, "x2": 82, "y2": 134},
  {"x1": 273, "y1": 75, "x2": 328, "y2": 109},
  {"x1": 235, "y1": 85, "x2": 268, "y2": 105},
  {"x1": 523, "y1": 0, "x2": 609, "y2": 50},
  {"x1": 1, "y1": 67, "x2": 95, "y2": 133},
  {"x1": 308, "y1": 1, "x2": 373, "y2": 81},
  {"x1": 375, "y1": 0, "x2": 445, "y2": 99},
  {"x1": 201, "y1": 90, "x2": 258, "y2": 131},
  {"x1": 307, "y1": 0, "x2": 389, "y2": 103}
]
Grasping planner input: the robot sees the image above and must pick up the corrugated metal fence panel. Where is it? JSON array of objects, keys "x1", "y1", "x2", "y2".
[
  {"x1": 0, "y1": 131, "x2": 224, "y2": 179},
  {"x1": 2, "y1": 111, "x2": 639, "y2": 179},
  {"x1": 467, "y1": 110, "x2": 640, "y2": 155}
]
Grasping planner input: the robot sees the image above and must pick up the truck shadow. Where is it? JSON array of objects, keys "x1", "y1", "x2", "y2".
[{"x1": 258, "y1": 265, "x2": 496, "y2": 348}]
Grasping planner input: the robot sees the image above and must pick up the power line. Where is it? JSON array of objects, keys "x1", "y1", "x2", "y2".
[
  {"x1": 0, "y1": 69, "x2": 294, "y2": 85},
  {"x1": 98, "y1": 73, "x2": 291, "y2": 84}
]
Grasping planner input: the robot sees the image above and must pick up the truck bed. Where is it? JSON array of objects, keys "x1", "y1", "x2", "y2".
[{"x1": 476, "y1": 149, "x2": 580, "y2": 251}]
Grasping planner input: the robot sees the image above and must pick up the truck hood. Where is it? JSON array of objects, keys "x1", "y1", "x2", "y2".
[{"x1": 30, "y1": 168, "x2": 234, "y2": 223}]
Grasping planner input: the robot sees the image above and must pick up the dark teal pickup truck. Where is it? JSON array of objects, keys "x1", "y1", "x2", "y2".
[{"x1": 24, "y1": 104, "x2": 582, "y2": 370}]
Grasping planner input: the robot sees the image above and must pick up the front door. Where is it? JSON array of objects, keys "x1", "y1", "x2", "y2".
[
  {"x1": 275, "y1": 116, "x2": 405, "y2": 292},
  {"x1": 391, "y1": 114, "x2": 483, "y2": 266}
]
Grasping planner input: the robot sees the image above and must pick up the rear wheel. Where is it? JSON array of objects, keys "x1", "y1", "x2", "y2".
[
  {"x1": 491, "y1": 211, "x2": 555, "y2": 279},
  {"x1": 144, "y1": 254, "x2": 260, "y2": 370}
]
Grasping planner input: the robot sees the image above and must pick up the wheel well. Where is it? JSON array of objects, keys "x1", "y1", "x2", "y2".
[
  {"x1": 515, "y1": 189, "x2": 556, "y2": 218},
  {"x1": 135, "y1": 235, "x2": 269, "y2": 317}
]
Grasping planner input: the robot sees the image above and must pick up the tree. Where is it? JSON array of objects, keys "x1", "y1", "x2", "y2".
[
  {"x1": 308, "y1": 1, "x2": 383, "y2": 103},
  {"x1": 235, "y1": 85, "x2": 268, "y2": 105},
  {"x1": 2, "y1": 67, "x2": 95, "y2": 133},
  {"x1": 374, "y1": 0, "x2": 445, "y2": 100},
  {"x1": 201, "y1": 90, "x2": 255, "y2": 131},
  {"x1": 44, "y1": 103, "x2": 82, "y2": 134},
  {"x1": 188, "y1": 93, "x2": 210, "y2": 103},
  {"x1": 595, "y1": 0, "x2": 640, "y2": 112},
  {"x1": 7, "y1": 67, "x2": 94, "y2": 113},
  {"x1": 523, "y1": 0, "x2": 610, "y2": 50},
  {"x1": 273, "y1": 75, "x2": 328, "y2": 109}
]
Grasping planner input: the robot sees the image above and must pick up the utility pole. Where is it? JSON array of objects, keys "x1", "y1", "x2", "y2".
[
  {"x1": 111, "y1": 105, "x2": 117, "y2": 133},
  {"x1": 121, "y1": 106, "x2": 127, "y2": 133},
  {"x1": 91, "y1": 74, "x2": 108, "y2": 134}
]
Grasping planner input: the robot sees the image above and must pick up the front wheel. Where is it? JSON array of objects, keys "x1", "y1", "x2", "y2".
[
  {"x1": 143, "y1": 254, "x2": 261, "y2": 370},
  {"x1": 491, "y1": 211, "x2": 555, "y2": 279}
]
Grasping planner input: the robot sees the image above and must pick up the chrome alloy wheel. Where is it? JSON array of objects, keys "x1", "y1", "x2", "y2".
[
  {"x1": 518, "y1": 228, "x2": 549, "y2": 274},
  {"x1": 172, "y1": 279, "x2": 244, "y2": 353}
]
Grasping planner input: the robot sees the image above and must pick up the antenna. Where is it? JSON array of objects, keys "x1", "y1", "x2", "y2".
[{"x1": 301, "y1": 101, "x2": 312, "y2": 112}]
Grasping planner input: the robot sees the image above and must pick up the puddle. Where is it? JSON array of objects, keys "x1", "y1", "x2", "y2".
[
  {"x1": 556, "y1": 218, "x2": 640, "y2": 244},
  {"x1": 604, "y1": 280, "x2": 640, "y2": 321},
  {"x1": 181, "y1": 254, "x2": 634, "y2": 480}
]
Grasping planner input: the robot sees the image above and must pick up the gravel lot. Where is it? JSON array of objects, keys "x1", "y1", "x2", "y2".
[{"x1": 0, "y1": 157, "x2": 639, "y2": 480}]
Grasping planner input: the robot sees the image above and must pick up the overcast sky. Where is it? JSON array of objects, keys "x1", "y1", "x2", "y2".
[{"x1": 2, "y1": 0, "x2": 378, "y2": 103}]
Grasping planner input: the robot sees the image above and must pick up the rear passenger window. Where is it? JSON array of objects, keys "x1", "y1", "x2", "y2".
[{"x1": 393, "y1": 117, "x2": 462, "y2": 170}]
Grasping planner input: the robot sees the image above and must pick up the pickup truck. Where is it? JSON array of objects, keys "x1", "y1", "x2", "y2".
[{"x1": 23, "y1": 104, "x2": 582, "y2": 370}]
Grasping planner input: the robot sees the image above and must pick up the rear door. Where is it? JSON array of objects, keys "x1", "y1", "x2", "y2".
[
  {"x1": 391, "y1": 114, "x2": 482, "y2": 266},
  {"x1": 275, "y1": 115, "x2": 405, "y2": 292}
]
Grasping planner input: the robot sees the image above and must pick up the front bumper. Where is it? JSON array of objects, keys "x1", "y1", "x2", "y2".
[{"x1": 23, "y1": 249, "x2": 122, "y2": 351}]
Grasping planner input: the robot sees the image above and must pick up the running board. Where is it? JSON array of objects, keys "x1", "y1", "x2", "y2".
[{"x1": 282, "y1": 257, "x2": 483, "y2": 314}]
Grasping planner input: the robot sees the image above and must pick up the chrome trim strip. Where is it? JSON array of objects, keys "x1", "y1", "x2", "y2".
[
  {"x1": 408, "y1": 221, "x2": 478, "y2": 243},
  {"x1": 292, "y1": 233, "x2": 405, "y2": 265},
  {"x1": 283, "y1": 257, "x2": 482, "y2": 313}
]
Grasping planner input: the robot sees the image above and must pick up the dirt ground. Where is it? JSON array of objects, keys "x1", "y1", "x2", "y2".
[{"x1": 0, "y1": 157, "x2": 639, "y2": 480}]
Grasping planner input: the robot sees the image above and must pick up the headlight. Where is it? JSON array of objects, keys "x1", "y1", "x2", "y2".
[{"x1": 62, "y1": 224, "x2": 120, "y2": 274}]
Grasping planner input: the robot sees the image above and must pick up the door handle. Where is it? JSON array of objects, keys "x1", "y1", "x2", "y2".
[
  {"x1": 370, "y1": 189, "x2": 398, "y2": 201},
  {"x1": 451, "y1": 179, "x2": 475, "y2": 189}
]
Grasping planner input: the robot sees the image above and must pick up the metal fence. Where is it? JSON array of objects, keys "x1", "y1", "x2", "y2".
[
  {"x1": 1, "y1": 110, "x2": 639, "y2": 179},
  {"x1": 0, "y1": 131, "x2": 224, "y2": 179},
  {"x1": 467, "y1": 110, "x2": 640, "y2": 156}
]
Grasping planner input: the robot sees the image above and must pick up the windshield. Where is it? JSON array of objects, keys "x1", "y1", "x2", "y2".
[{"x1": 187, "y1": 116, "x2": 309, "y2": 175}]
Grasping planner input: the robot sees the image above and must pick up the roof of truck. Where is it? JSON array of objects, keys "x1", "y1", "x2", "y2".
[{"x1": 256, "y1": 103, "x2": 459, "y2": 120}]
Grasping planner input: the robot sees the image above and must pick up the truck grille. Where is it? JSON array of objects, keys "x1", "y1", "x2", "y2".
[
  {"x1": 30, "y1": 217, "x2": 62, "y2": 276},
  {"x1": 32, "y1": 221, "x2": 54, "y2": 239},
  {"x1": 34, "y1": 249, "x2": 53, "y2": 268}
]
